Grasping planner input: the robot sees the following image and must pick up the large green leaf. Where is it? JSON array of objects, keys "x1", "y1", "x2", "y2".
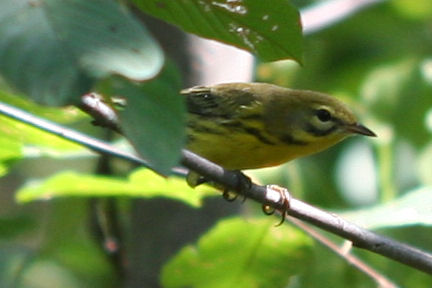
[
  {"x1": 0, "y1": 0, "x2": 163, "y2": 106},
  {"x1": 134, "y1": 0, "x2": 303, "y2": 62},
  {"x1": 114, "y1": 64, "x2": 186, "y2": 175},
  {"x1": 161, "y1": 217, "x2": 312, "y2": 288},
  {"x1": 16, "y1": 169, "x2": 215, "y2": 207}
]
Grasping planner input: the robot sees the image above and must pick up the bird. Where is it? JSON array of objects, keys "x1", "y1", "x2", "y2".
[
  {"x1": 182, "y1": 82, "x2": 375, "y2": 223},
  {"x1": 183, "y1": 82, "x2": 375, "y2": 171}
]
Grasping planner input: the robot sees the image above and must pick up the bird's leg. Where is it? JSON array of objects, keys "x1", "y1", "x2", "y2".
[
  {"x1": 223, "y1": 170, "x2": 251, "y2": 203},
  {"x1": 262, "y1": 185, "x2": 291, "y2": 226},
  {"x1": 186, "y1": 170, "x2": 251, "y2": 203},
  {"x1": 188, "y1": 171, "x2": 291, "y2": 225}
]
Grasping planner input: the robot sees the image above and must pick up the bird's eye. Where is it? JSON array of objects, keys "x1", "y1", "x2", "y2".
[{"x1": 315, "y1": 108, "x2": 332, "y2": 122}]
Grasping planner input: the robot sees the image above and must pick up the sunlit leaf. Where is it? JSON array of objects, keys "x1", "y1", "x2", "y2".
[
  {"x1": 0, "y1": 115, "x2": 85, "y2": 154},
  {"x1": 161, "y1": 217, "x2": 313, "y2": 288},
  {"x1": 16, "y1": 169, "x2": 215, "y2": 207},
  {"x1": 391, "y1": 0, "x2": 432, "y2": 19},
  {"x1": 0, "y1": 108, "x2": 88, "y2": 176},
  {"x1": 0, "y1": 138, "x2": 20, "y2": 176}
]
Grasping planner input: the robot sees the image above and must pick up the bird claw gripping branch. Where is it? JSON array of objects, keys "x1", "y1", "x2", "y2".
[
  {"x1": 262, "y1": 185, "x2": 291, "y2": 226},
  {"x1": 188, "y1": 168, "x2": 291, "y2": 225}
]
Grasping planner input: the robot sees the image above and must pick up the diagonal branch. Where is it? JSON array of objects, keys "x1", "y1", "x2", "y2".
[{"x1": 0, "y1": 100, "x2": 432, "y2": 275}]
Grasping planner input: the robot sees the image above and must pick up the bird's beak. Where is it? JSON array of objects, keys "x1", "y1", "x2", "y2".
[{"x1": 346, "y1": 123, "x2": 377, "y2": 137}]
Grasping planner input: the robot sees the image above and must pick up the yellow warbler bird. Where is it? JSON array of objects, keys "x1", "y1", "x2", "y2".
[{"x1": 182, "y1": 82, "x2": 375, "y2": 170}]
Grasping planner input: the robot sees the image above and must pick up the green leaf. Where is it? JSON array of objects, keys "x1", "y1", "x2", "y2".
[
  {"x1": 116, "y1": 65, "x2": 186, "y2": 175},
  {"x1": 0, "y1": 90, "x2": 91, "y2": 177},
  {"x1": 50, "y1": 241, "x2": 115, "y2": 287},
  {"x1": 0, "y1": 105, "x2": 87, "y2": 176},
  {"x1": 340, "y1": 187, "x2": 432, "y2": 229},
  {"x1": 0, "y1": 115, "x2": 85, "y2": 154},
  {"x1": 0, "y1": 89, "x2": 88, "y2": 124},
  {"x1": 134, "y1": 0, "x2": 303, "y2": 62},
  {"x1": 0, "y1": 135, "x2": 21, "y2": 176},
  {"x1": 161, "y1": 217, "x2": 313, "y2": 288},
  {"x1": 16, "y1": 169, "x2": 215, "y2": 207},
  {"x1": 391, "y1": 0, "x2": 432, "y2": 19},
  {"x1": 0, "y1": 0, "x2": 163, "y2": 106}
]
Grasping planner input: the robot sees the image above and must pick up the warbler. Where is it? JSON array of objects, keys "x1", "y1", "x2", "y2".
[{"x1": 182, "y1": 82, "x2": 375, "y2": 170}]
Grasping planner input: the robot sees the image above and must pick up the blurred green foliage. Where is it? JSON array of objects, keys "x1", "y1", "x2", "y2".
[
  {"x1": 0, "y1": 0, "x2": 431, "y2": 287},
  {"x1": 0, "y1": 0, "x2": 164, "y2": 106}
]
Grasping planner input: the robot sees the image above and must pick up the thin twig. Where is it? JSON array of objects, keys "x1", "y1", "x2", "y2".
[
  {"x1": 90, "y1": 139, "x2": 126, "y2": 282},
  {"x1": 288, "y1": 217, "x2": 398, "y2": 288},
  {"x1": 1, "y1": 101, "x2": 432, "y2": 275}
]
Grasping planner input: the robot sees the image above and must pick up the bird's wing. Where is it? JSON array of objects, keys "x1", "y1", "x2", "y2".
[{"x1": 181, "y1": 85, "x2": 261, "y2": 120}]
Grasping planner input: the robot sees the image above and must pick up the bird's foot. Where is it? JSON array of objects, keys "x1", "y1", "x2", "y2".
[{"x1": 262, "y1": 185, "x2": 291, "y2": 226}]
